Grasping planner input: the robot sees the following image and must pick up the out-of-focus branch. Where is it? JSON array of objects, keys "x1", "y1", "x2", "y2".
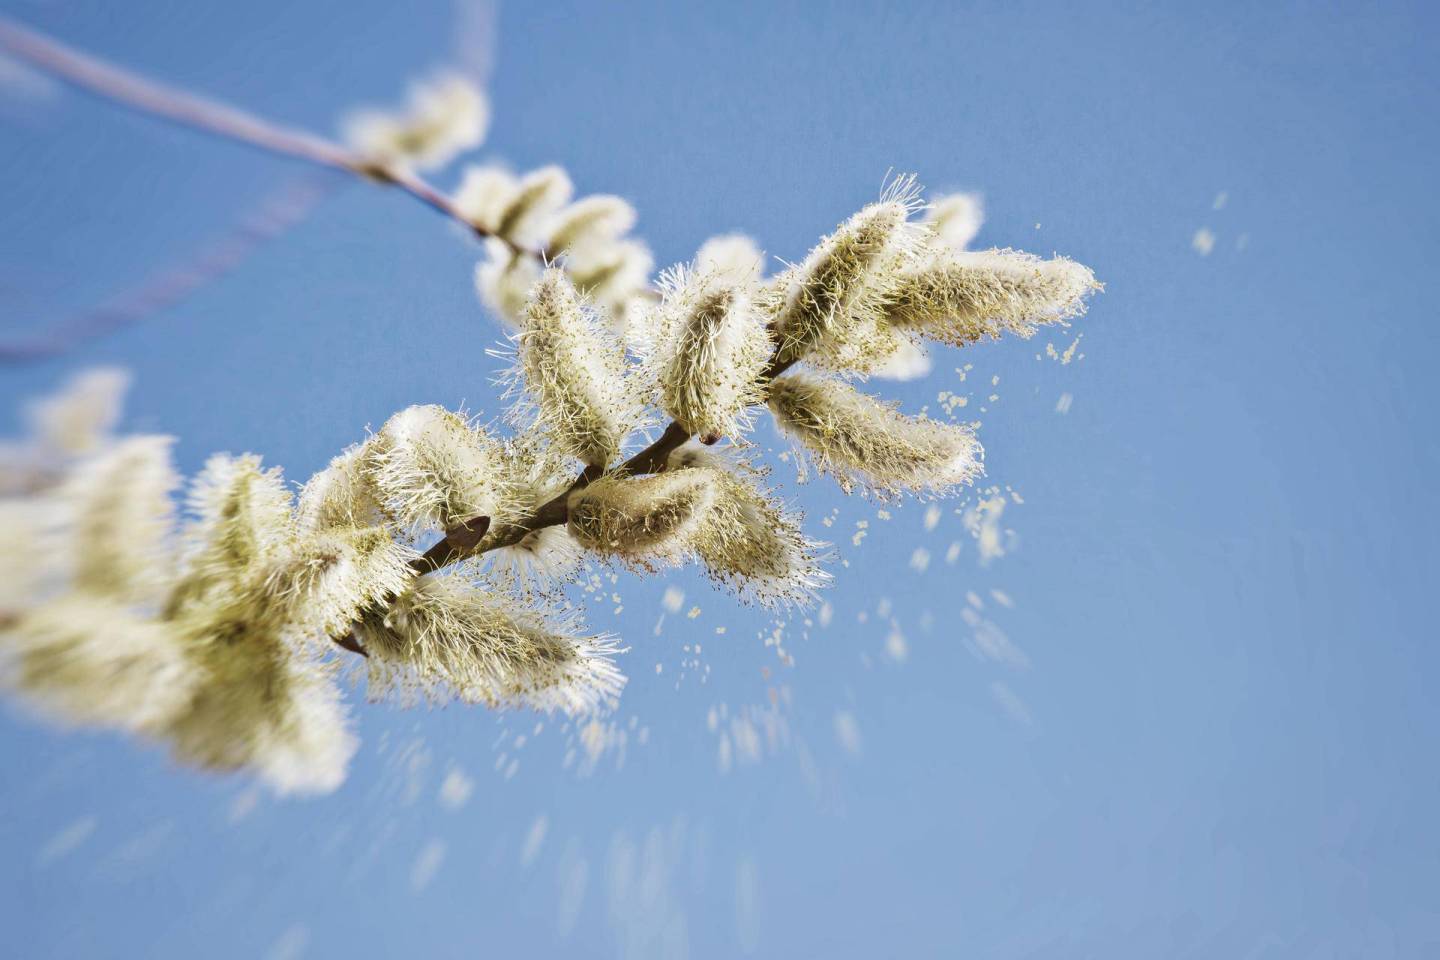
[
  {"x1": 0, "y1": 171, "x2": 341, "y2": 363},
  {"x1": 0, "y1": 17, "x2": 547, "y2": 255}
]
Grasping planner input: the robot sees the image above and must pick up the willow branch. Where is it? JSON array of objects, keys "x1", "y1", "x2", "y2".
[
  {"x1": 410, "y1": 353, "x2": 801, "y2": 576},
  {"x1": 0, "y1": 170, "x2": 341, "y2": 363},
  {"x1": 0, "y1": 17, "x2": 808, "y2": 650},
  {"x1": 0, "y1": 16, "x2": 547, "y2": 259}
]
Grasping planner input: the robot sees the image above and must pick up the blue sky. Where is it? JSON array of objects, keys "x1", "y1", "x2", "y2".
[{"x1": 2, "y1": 1, "x2": 1438, "y2": 957}]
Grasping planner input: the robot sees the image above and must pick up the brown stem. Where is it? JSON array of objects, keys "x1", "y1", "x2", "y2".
[
  {"x1": 2, "y1": 15, "x2": 808, "y2": 658},
  {"x1": 330, "y1": 355, "x2": 801, "y2": 656}
]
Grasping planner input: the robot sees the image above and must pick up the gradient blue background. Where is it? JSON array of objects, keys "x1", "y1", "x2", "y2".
[{"x1": 2, "y1": 1, "x2": 1437, "y2": 957}]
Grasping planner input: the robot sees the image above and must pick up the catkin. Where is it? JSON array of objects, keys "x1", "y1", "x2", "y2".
[
  {"x1": 768, "y1": 372, "x2": 983, "y2": 497},
  {"x1": 887, "y1": 248, "x2": 1099, "y2": 346},
  {"x1": 514, "y1": 270, "x2": 636, "y2": 468}
]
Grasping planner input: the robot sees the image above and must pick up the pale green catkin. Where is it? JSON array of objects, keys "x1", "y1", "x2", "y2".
[
  {"x1": 357, "y1": 574, "x2": 623, "y2": 715},
  {"x1": 668, "y1": 445, "x2": 828, "y2": 608},
  {"x1": 767, "y1": 372, "x2": 983, "y2": 497},
  {"x1": 654, "y1": 268, "x2": 773, "y2": 440},
  {"x1": 566, "y1": 469, "x2": 718, "y2": 569},
  {"x1": 887, "y1": 248, "x2": 1100, "y2": 346},
  {"x1": 59, "y1": 435, "x2": 178, "y2": 604},
  {"x1": 6, "y1": 595, "x2": 197, "y2": 734},
  {"x1": 515, "y1": 270, "x2": 636, "y2": 468},
  {"x1": 370, "y1": 405, "x2": 515, "y2": 532}
]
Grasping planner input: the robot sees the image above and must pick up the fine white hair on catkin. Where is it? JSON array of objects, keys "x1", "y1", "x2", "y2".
[
  {"x1": 868, "y1": 338, "x2": 933, "y2": 382},
  {"x1": 568, "y1": 238, "x2": 655, "y2": 317},
  {"x1": 240, "y1": 663, "x2": 358, "y2": 795},
  {"x1": 454, "y1": 166, "x2": 518, "y2": 232},
  {"x1": 651, "y1": 266, "x2": 773, "y2": 441},
  {"x1": 370, "y1": 405, "x2": 514, "y2": 533},
  {"x1": 357, "y1": 574, "x2": 624, "y2": 715},
  {"x1": 495, "y1": 165, "x2": 573, "y2": 245},
  {"x1": 261, "y1": 526, "x2": 416, "y2": 641},
  {"x1": 0, "y1": 499, "x2": 53, "y2": 613},
  {"x1": 173, "y1": 454, "x2": 294, "y2": 608},
  {"x1": 342, "y1": 74, "x2": 489, "y2": 173},
  {"x1": 566, "y1": 469, "x2": 717, "y2": 569},
  {"x1": 512, "y1": 269, "x2": 637, "y2": 468},
  {"x1": 484, "y1": 525, "x2": 584, "y2": 595},
  {"x1": 482, "y1": 432, "x2": 584, "y2": 592},
  {"x1": 667, "y1": 444, "x2": 829, "y2": 608},
  {"x1": 296, "y1": 439, "x2": 386, "y2": 534},
  {"x1": 767, "y1": 372, "x2": 983, "y2": 497},
  {"x1": 163, "y1": 629, "x2": 357, "y2": 795},
  {"x1": 924, "y1": 192, "x2": 985, "y2": 252},
  {"x1": 767, "y1": 177, "x2": 925, "y2": 370},
  {"x1": 887, "y1": 248, "x2": 1100, "y2": 346}
]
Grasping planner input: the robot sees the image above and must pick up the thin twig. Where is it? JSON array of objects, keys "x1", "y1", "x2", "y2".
[
  {"x1": 0, "y1": 16, "x2": 546, "y2": 258},
  {"x1": 409, "y1": 356, "x2": 800, "y2": 575},
  {"x1": 0, "y1": 170, "x2": 342, "y2": 363},
  {"x1": 0, "y1": 16, "x2": 805, "y2": 654}
]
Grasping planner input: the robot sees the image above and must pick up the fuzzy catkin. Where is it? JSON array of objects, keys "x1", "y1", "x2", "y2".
[
  {"x1": 924, "y1": 192, "x2": 984, "y2": 252},
  {"x1": 514, "y1": 270, "x2": 636, "y2": 468},
  {"x1": 58, "y1": 435, "x2": 178, "y2": 604},
  {"x1": 342, "y1": 74, "x2": 488, "y2": 173},
  {"x1": 170, "y1": 454, "x2": 294, "y2": 614},
  {"x1": 668, "y1": 445, "x2": 828, "y2": 608},
  {"x1": 25, "y1": 366, "x2": 130, "y2": 456},
  {"x1": 654, "y1": 269, "x2": 772, "y2": 440},
  {"x1": 887, "y1": 248, "x2": 1099, "y2": 346},
  {"x1": 370, "y1": 405, "x2": 513, "y2": 532},
  {"x1": 455, "y1": 165, "x2": 573, "y2": 246},
  {"x1": 568, "y1": 239, "x2": 654, "y2": 316},
  {"x1": 767, "y1": 373, "x2": 983, "y2": 497},
  {"x1": 869, "y1": 338, "x2": 933, "y2": 382},
  {"x1": 475, "y1": 240, "x2": 543, "y2": 324},
  {"x1": 358, "y1": 574, "x2": 623, "y2": 715},
  {"x1": 5, "y1": 595, "x2": 197, "y2": 734},
  {"x1": 694, "y1": 234, "x2": 766, "y2": 286},
  {"x1": 495, "y1": 166, "x2": 573, "y2": 244},
  {"x1": 483, "y1": 433, "x2": 583, "y2": 591},
  {"x1": 769, "y1": 186, "x2": 922, "y2": 369},
  {"x1": 163, "y1": 620, "x2": 356, "y2": 795},
  {"x1": 566, "y1": 469, "x2": 717, "y2": 568},
  {"x1": 261, "y1": 526, "x2": 415, "y2": 640},
  {"x1": 545, "y1": 195, "x2": 636, "y2": 255},
  {"x1": 296, "y1": 440, "x2": 385, "y2": 533}
]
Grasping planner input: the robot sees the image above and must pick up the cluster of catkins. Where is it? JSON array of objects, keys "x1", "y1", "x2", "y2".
[{"x1": 0, "y1": 75, "x2": 1099, "y2": 794}]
